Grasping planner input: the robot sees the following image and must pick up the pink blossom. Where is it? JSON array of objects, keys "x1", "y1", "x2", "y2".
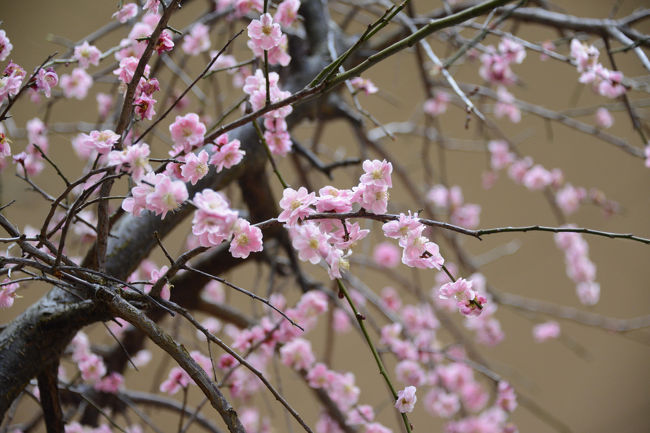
[
  {"x1": 539, "y1": 40, "x2": 555, "y2": 61},
  {"x1": 460, "y1": 381, "x2": 489, "y2": 412},
  {"x1": 596, "y1": 68, "x2": 626, "y2": 98},
  {"x1": 326, "y1": 248, "x2": 351, "y2": 279},
  {"x1": 35, "y1": 67, "x2": 58, "y2": 98},
  {"x1": 555, "y1": 184, "x2": 585, "y2": 215},
  {"x1": 182, "y1": 23, "x2": 211, "y2": 55},
  {"x1": 191, "y1": 189, "x2": 239, "y2": 247},
  {"x1": 60, "y1": 68, "x2": 93, "y2": 99},
  {"x1": 373, "y1": 242, "x2": 400, "y2": 268},
  {"x1": 576, "y1": 281, "x2": 600, "y2": 305},
  {"x1": 0, "y1": 30, "x2": 12, "y2": 61},
  {"x1": 439, "y1": 278, "x2": 486, "y2": 316},
  {"x1": 329, "y1": 372, "x2": 360, "y2": 410},
  {"x1": 264, "y1": 128, "x2": 292, "y2": 155},
  {"x1": 0, "y1": 279, "x2": 19, "y2": 309},
  {"x1": 353, "y1": 184, "x2": 389, "y2": 214},
  {"x1": 248, "y1": 14, "x2": 282, "y2": 51},
  {"x1": 595, "y1": 107, "x2": 613, "y2": 128},
  {"x1": 112, "y1": 3, "x2": 138, "y2": 22},
  {"x1": 347, "y1": 405, "x2": 375, "y2": 425},
  {"x1": 424, "y1": 389, "x2": 460, "y2": 418},
  {"x1": 210, "y1": 134, "x2": 245, "y2": 171},
  {"x1": 382, "y1": 212, "x2": 422, "y2": 240},
  {"x1": 160, "y1": 366, "x2": 191, "y2": 395},
  {"x1": 94, "y1": 372, "x2": 124, "y2": 393},
  {"x1": 316, "y1": 186, "x2": 353, "y2": 213},
  {"x1": 570, "y1": 39, "x2": 599, "y2": 73},
  {"x1": 0, "y1": 132, "x2": 11, "y2": 159},
  {"x1": 229, "y1": 218, "x2": 263, "y2": 258},
  {"x1": 423, "y1": 91, "x2": 450, "y2": 117},
  {"x1": 479, "y1": 51, "x2": 516, "y2": 85},
  {"x1": 278, "y1": 186, "x2": 316, "y2": 226},
  {"x1": 146, "y1": 174, "x2": 188, "y2": 218},
  {"x1": 82, "y1": 130, "x2": 120, "y2": 155},
  {"x1": 498, "y1": 37, "x2": 526, "y2": 64},
  {"x1": 350, "y1": 77, "x2": 378, "y2": 95},
  {"x1": 533, "y1": 321, "x2": 560, "y2": 342},
  {"x1": 96, "y1": 93, "x2": 114, "y2": 118},
  {"x1": 155, "y1": 30, "x2": 174, "y2": 54},
  {"x1": 494, "y1": 86, "x2": 520, "y2": 123},
  {"x1": 78, "y1": 353, "x2": 107, "y2": 383},
  {"x1": 289, "y1": 222, "x2": 329, "y2": 264},
  {"x1": 143, "y1": 0, "x2": 160, "y2": 12},
  {"x1": 497, "y1": 381, "x2": 517, "y2": 413},
  {"x1": 522, "y1": 164, "x2": 552, "y2": 190},
  {"x1": 134, "y1": 94, "x2": 156, "y2": 120},
  {"x1": 235, "y1": 0, "x2": 263, "y2": 16},
  {"x1": 401, "y1": 233, "x2": 444, "y2": 270},
  {"x1": 109, "y1": 143, "x2": 151, "y2": 181},
  {"x1": 451, "y1": 204, "x2": 481, "y2": 229},
  {"x1": 275, "y1": 0, "x2": 300, "y2": 27},
  {"x1": 507, "y1": 156, "x2": 532, "y2": 183},
  {"x1": 395, "y1": 386, "x2": 417, "y2": 413},
  {"x1": 181, "y1": 150, "x2": 210, "y2": 185},
  {"x1": 395, "y1": 360, "x2": 425, "y2": 387},
  {"x1": 360, "y1": 159, "x2": 392, "y2": 188},
  {"x1": 74, "y1": 41, "x2": 101, "y2": 69},
  {"x1": 280, "y1": 338, "x2": 315, "y2": 370},
  {"x1": 169, "y1": 113, "x2": 206, "y2": 152},
  {"x1": 645, "y1": 145, "x2": 650, "y2": 168},
  {"x1": 0, "y1": 63, "x2": 24, "y2": 102},
  {"x1": 306, "y1": 363, "x2": 333, "y2": 388},
  {"x1": 13, "y1": 152, "x2": 44, "y2": 176},
  {"x1": 26, "y1": 117, "x2": 49, "y2": 153},
  {"x1": 114, "y1": 56, "x2": 138, "y2": 84},
  {"x1": 487, "y1": 139, "x2": 514, "y2": 170}
]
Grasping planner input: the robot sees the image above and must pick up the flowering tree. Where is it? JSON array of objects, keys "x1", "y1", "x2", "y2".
[{"x1": 0, "y1": 1, "x2": 648, "y2": 433}]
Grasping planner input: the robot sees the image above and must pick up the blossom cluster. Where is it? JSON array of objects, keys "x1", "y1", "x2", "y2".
[
  {"x1": 427, "y1": 184, "x2": 481, "y2": 229},
  {"x1": 554, "y1": 229, "x2": 600, "y2": 305},
  {"x1": 570, "y1": 39, "x2": 626, "y2": 99},
  {"x1": 485, "y1": 139, "x2": 619, "y2": 216}
]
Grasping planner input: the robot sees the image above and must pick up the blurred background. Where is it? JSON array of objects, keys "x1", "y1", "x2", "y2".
[{"x1": 1, "y1": 1, "x2": 649, "y2": 432}]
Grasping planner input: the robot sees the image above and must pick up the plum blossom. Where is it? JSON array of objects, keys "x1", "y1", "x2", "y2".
[
  {"x1": 247, "y1": 14, "x2": 282, "y2": 51},
  {"x1": 280, "y1": 338, "x2": 315, "y2": 370},
  {"x1": 59, "y1": 68, "x2": 93, "y2": 99},
  {"x1": 229, "y1": 218, "x2": 264, "y2": 258},
  {"x1": 0, "y1": 62, "x2": 25, "y2": 102},
  {"x1": 169, "y1": 113, "x2": 206, "y2": 152},
  {"x1": 160, "y1": 367, "x2": 190, "y2": 395},
  {"x1": 145, "y1": 175, "x2": 188, "y2": 218},
  {"x1": 81, "y1": 130, "x2": 120, "y2": 155},
  {"x1": 0, "y1": 30, "x2": 13, "y2": 61},
  {"x1": 373, "y1": 242, "x2": 400, "y2": 268},
  {"x1": 595, "y1": 107, "x2": 613, "y2": 128},
  {"x1": 210, "y1": 133, "x2": 245, "y2": 172},
  {"x1": 73, "y1": 41, "x2": 101, "y2": 68},
  {"x1": 349, "y1": 77, "x2": 378, "y2": 95},
  {"x1": 35, "y1": 67, "x2": 58, "y2": 98},
  {"x1": 0, "y1": 279, "x2": 19, "y2": 309},
  {"x1": 359, "y1": 159, "x2": 392, "y2": 188},
  {"x1": 191, "y1": 189, "x2": 239, "y2": 247},
  {"x1": 438, "y1": 278, "x2": 486, "y2": 317},
  {"x1": 182, "y1": 23, "x2": 211, "y2": 55},
  {"x1": 423, "y1": 90, "x2": 450, "y2": 117},
  {"x1": 180, "y1": 150, "x2": 210, "y2": 185},
  {"x1": 395, "y1": 386, "x2": 417, "y2": 413},
  {"x1": 533, "y1": 321, "x2": 560, "y2": 342},
  {"x1": 494, "y1": 86, "x2": 520, "y2": 123},
  {"x1": 275, "y1": 0, "x2": 301, "y2": 27},
  {"x1": 278, "y1": 186, "x2": 316, "y2": 226},
  {"x1": 112, "y1": 3, "x2": 138, "y2": 22}
]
